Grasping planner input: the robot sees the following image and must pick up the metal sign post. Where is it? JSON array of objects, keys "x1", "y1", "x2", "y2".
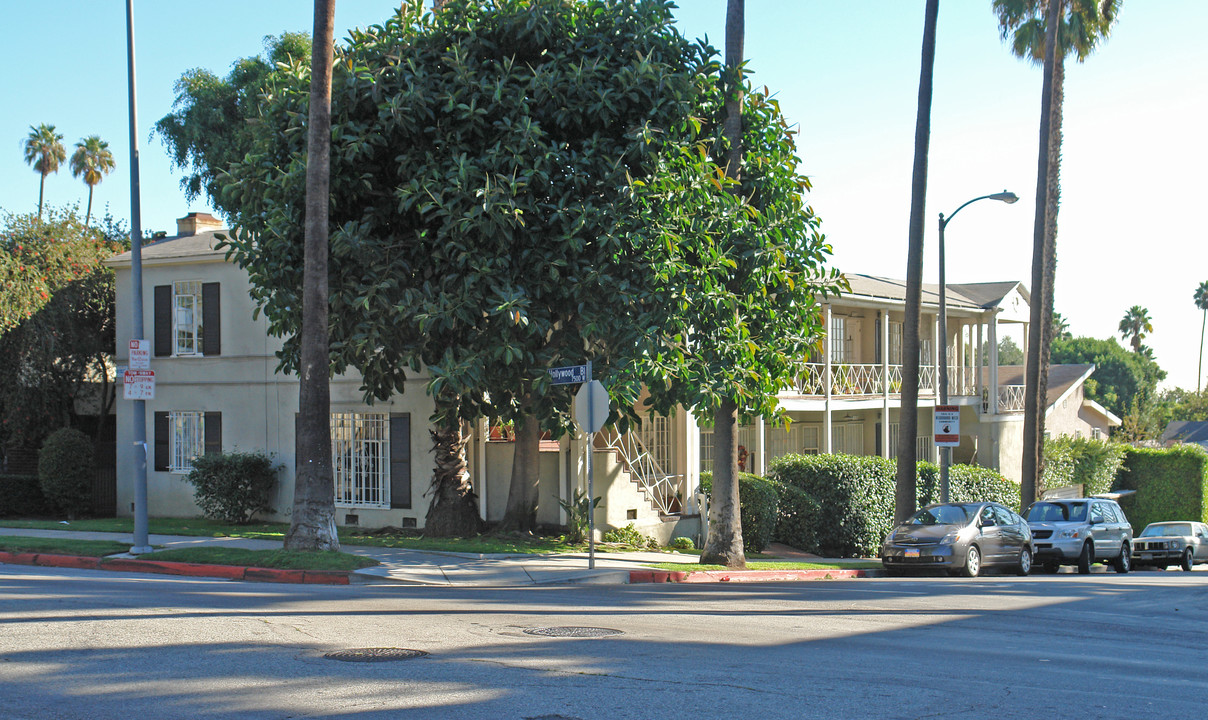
[{"x1": 570, "y1": 361, "x2": 610, "y2": 570}]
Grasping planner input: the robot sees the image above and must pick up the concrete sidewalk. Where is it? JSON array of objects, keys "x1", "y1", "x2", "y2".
[{"x1": 0, "y1": 526, "x2": 691, "y2": 586}]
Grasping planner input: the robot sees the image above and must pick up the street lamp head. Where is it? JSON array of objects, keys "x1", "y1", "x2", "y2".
[{"x1": 990, "y1": 190, "x2": 1019, "y2": 204}]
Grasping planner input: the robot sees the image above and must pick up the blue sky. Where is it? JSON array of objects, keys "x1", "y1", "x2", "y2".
[{"x1": 3, "y1": 1, "x2": 1206, "y2": 389}]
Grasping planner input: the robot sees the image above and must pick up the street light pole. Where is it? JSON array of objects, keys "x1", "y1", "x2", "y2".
[{"x1": 937, "y1": 191, "x2": 1017, "y2": 503}]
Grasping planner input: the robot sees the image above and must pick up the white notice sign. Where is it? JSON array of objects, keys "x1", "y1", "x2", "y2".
[
  {"x1": 934, "y1": 405, "x2": 960, "y2": 447},
  {"x1": 124, "y1": 369, "x2": 156, "y2": 400},
  {"x1": 129, "y1": 339, "x2": 150, "y2": 370}
]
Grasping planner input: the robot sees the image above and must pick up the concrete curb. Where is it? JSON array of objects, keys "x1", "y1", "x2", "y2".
[
  {"x1": 630, "y1": 568, "x2": 882, "y2": 583},
  {"x1": 0, "y1": 551, "x2": 351, "y2": 585}
]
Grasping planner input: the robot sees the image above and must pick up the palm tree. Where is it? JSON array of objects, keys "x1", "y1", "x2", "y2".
[
  {"x1": 1196, "y1": 281, "x2": 1208, "y2": 392},
  {"x1": 70, "y1": 135, "x2": 116, "y2": 226},
  {"x1": 23, "y1": 123, "x2": 67, "y2": 220},
  {"x1": 895, "y1": 0, "x2": 939, "y2": 525},
  {"x1": 700, "y1": 0, "x2": 747, "y2": 568},
  {"x1": 1118, "y1": 305, "x2": 1153, "y2": 353},
  {"x1": 285, "y1": 0, "x2": 339, "y2": 552},
  {"x1": 1052, "y1": 311, "x2": 1071, "y2": 339},
  {"x1": 995, "y1": 0, "x2": 1120, "y2": 509}
]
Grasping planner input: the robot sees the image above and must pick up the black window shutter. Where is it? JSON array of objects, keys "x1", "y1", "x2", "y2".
[
  {"x1": 153, "y1": 285, "x2": 172, "y2": 356},
  {"x1": 390, "y1": 413, "x2": 411, "y2": 509},
  {"x1": 204, "y1": 412, "x2": 223, "y2": 456},
  {"x1": 202, "y1": 282, "x2": 221, "y2": 356},
  {"x1": 154, "y1": 411, "x2": 169, "y2": 471}
]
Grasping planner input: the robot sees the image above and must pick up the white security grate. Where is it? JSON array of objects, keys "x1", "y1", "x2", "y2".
[
  {"x1": 170, "y1": 411, "x2": 204, "y2": 473},
  {"x1": 331, "y1": 413, "x2": 389, "y2": 508}
]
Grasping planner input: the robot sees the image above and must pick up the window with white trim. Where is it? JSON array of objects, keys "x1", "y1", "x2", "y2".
[
  {"x1": 170, "y1": 411, "x2": 205, "y2": 473},
  {"x1": 331, "y1": 412, "x2": 390, "y2": 508},
  {"x1": 831, "y1": 316, "x2": 852, "y2": 363},
  {"x1": 889, "y1": 321, "x2": 903, "y2": 365},
  {"x1": 173, "y1": 280, "x2": 204, "y2": 356},
  {"x1": 832, "y1": 422, "x2": 864, "y2": 455}
]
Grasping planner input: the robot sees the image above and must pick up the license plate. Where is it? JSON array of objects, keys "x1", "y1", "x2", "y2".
[{"x1": 904, "y1": 548, "x2": 919, "y2": 558}]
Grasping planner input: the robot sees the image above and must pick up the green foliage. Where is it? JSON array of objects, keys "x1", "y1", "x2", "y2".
[
  {"x1": 602, "y1": 523, "x2": 657, "y2": 549},
  {"x1": 769, "y1": 454, "x2": 1017, "y2": 557},
  {"x1": 154, "y1": 32, "x2": 311, "y2": 212},
  {"x1": 1152, "y1": 388, "x2": 1208, "y2": 427},
  {"x1": 556, "y1": 489, "x2": 599, "y2": 544},
  {"x1": 977, "y1": 336, "x2": 1025, "y2": 365},
  {"x1": 1040, "y1": 436, "x2": 1126, "y2": 497},
  {"x1": 0, "y1": 474, "x2": 48, "y2": 517},
  {"x1": 669, "y1": 536, "x2": 695, "y2": 551},
  {"x1": 767, "y1": 478, "x2": 820, "y2": 553},
  {"x1": 183, "y1": 451, "x2": 279, "y2": 524},
  {"x1": 1050, "y1": 336, "x2": 1165, "y2": 421},
  {"x1": 1115, "y1": 445, "x2": 1208, "y2": 532},
  {"x1": 37, "y1": 428, "x2": 95, "y2": 518},
  {"x1": 219, "y1": 0, "x2": 709, "y2": 435},
  {"x1": 0, "y1": 207, "x2": 127, "y2": 450},
  {"x1": 699, "y1": 471, "x2": 779, "y2": 553}
]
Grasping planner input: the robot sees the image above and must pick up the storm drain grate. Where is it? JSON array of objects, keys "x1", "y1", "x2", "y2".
[
  {"x1": 324, "y1": 648, "x2": 429, "y2": 662},
  {"x1": 523, "y1": 626, "x2": 623, "y2": 638}
]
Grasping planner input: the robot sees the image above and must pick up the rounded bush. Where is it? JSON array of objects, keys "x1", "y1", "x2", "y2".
[
  {"x1": 602, "y1": 523, "x2": 656, "y2": 549},
  {"x1": 184, "y1": 451, "x2": 278, "y2": 524},
  {"x1": 669, "y1": 536, "x2": 695, "y2": 551},
  {"x1": 38, "y1": 428, "x2": 95, "y2": 518}
]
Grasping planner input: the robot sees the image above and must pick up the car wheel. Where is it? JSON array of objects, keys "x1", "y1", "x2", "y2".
[
  {"x1": 1113, "y1": 543, "x2": 1131, "y2": 574},
  {"x1": 1181, "y1": 548, "x2": 1194, "y2": 572},
  {"x1": 1077, "y1": 542, "x2": 1094, "y2": 575},
  {"x1": 962, "y1": 545, "x2": 982, "y2": 578},
  {"x1": 1016, "y1": 546, "x2": 1032, "y2": 576}
]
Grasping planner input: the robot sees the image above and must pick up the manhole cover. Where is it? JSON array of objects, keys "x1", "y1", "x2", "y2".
[
  {"x1": 523, "y1": 626, "x2": 623, "y2": 638},
  {"x1": 324, "y1": 648, "x2": 428, "y2": 662}
]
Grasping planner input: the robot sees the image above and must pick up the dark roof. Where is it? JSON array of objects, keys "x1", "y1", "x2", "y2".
[
  {"x1": 1160, "y1": 421, "x2": 1208, "y2": 445},
  {"x1": 843, "y1": 274, "x2": 1024, "y2": 310},
  {"x1": 105, "y1": 228, "x2": 227, "y2": 265},
  {"x1": 982, "y1": 364, "x2": 1094, "y2": 409}
]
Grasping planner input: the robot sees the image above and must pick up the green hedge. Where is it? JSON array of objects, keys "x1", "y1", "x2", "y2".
[
  {"x1": 1041, "y1": 437, "x2": 1126, "y2": 497},
  {"x1": 1115, "y1": 445, "x2": 1208, "y2": 532},
  {"x1": 0, "y1": 474, "x2": 48, "y2": 517},
  {"x1": 699, "y1": 472, "x2": 779, "y2": 553},
  {"x1": 768, "y1": 454, "x2": 1016, "y2": 557},
  {"x1": 767, "y1": 479, "x2": 820, "y2": 553}
]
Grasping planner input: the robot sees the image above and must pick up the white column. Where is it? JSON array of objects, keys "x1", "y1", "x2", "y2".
[
  {"x1": 932, "y1": 315, "x2": 940, "y2": 394},
  {"x1": 989, "y1": 314, "x2": 1000, "y2": 416},
  {"x1": 685, "y1": 407, "x2": 700, "y2": 513},
  {"x1": 755, "y1": 415, "x2": 766, "y2": 475},
  {"x1": 881, "y1": 310, "x2": 890, "y2": 458},
  {"x1": 976, "y1": 320, "x2": 984, "y2": 402},
  {"x1": 823, "y1": 304, "x2": 833, "y2": 454},
  {"x1": 477, "y1": 417, "x2": 489, "y2": 521}
]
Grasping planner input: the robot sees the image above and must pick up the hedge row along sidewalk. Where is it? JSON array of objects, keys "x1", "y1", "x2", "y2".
[{"x1": 0, "y1": 550, "x2": 354, "y2": 584}]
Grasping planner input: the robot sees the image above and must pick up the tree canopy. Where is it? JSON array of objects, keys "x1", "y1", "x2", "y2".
[{"x1": 1049, "y1": 335, "x2": 1164, "y2": 420}]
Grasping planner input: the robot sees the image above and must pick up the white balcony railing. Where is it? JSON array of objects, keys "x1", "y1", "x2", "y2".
[
  {"x1": 789, "y1": 363, "x2": 1008, "y2": 410},
  {"x1": 997, "y1": 385, "x2": 1026, "y2": 413}
]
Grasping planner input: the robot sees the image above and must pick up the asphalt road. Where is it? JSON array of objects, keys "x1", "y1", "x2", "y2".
[{"x1": 1, "y1": 565, "x2": 1205, "y2": 720}]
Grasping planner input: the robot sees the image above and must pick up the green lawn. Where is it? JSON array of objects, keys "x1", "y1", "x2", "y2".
[
  {"x1": 138, "y1": 547, "x2": 378, "y2": 571},
  {"x1": 648, "y1": 560, "x2": 884, "y2": 572},
  {"x1": 0, "y1": 535, "x2": 136, "y2": 557}
]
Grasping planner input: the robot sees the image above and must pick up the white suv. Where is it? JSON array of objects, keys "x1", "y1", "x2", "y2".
[{"x1": 1025, "y1": 497, "x2": 1133, "y2": 574}]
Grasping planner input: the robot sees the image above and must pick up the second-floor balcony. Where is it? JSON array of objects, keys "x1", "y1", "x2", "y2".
[{"x1": 788, "y1": 363, "x2": 1025, "y2": 413}]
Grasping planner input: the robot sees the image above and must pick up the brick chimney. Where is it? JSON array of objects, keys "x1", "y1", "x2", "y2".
[{"x1": 175, "y1": 212, "x2": 224, "y2": 237}]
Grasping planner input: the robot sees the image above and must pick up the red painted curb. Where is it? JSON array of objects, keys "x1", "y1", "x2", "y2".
[
  {"x1": 629, "y1": 568, "x2": 877, "y2": 584},
  {"x1": 0, "y1": 551, "x2": 351, "y2": 585}
]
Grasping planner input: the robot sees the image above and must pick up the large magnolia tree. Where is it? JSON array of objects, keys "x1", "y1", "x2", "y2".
[{"x1": 220, "y1": 0, "x2": 711, "y2": 536}]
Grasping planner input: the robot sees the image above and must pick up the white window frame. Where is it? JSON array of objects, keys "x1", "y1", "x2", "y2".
[
  {"x1": 888, "y1": 321, "x2": 903, "y2": 365},
  {"x1": 636, "y1": 415, "x2": 673, "y2": 474},
  {"x1": 331, "y1": 412, "x2": 390, "y2": 509},
  {"x1": 831, "y1": 316, "x2": 852, "y2": 363},
  {"x1": 173, "y1": 280, "x2": 203, "y2": 357},
  {"x1": 169, "y1": 410, "x2": 204, "y2": 474}
]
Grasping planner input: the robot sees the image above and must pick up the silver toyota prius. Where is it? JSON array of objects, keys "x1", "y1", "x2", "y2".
[{"x1": 881, "y1": 502, "x2": 1034, "y2": 578}]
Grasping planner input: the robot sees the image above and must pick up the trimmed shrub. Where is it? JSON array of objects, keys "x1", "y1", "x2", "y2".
[
  {"x1": 183, "y1": 451, "x2": 278, "y2": 524},
  {"x1": 768, "y1": 479, "x2": 820, "y2": 553},
  {"x1": 917, "y1": 462, "x2": 1020, "y2": 510},
  {"x1": 1115, "y1": 445, "x2": 1208, "y2": 532},
  {"x1": 37, "y1": 428, "x2": 95, "y2": 518},
  {"x1": 1041, "y1": 437, "x2": 1126, "y2": 498},
  {"x1": 699, "y1": 471, "x2": 779, "y2": 553},
  {"x1": 669, "y1": 536, "x2": 695, "y2": 551},
  {"x1": 0, "y1": 474, "x2": 49, "y2": 517},
  {"x1": 602, "y1": 523, "x2": 657, "y2": 549},
  {"x1": 768, "y1": 454, "x2": 896, "y2": 557}
]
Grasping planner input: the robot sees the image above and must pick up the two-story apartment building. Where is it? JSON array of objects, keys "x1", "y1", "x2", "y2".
[{"x1": 107, "y1": 215, "x2": 1118, "y2": 542}]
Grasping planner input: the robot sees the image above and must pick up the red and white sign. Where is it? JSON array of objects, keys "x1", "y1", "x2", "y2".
[
  {"x1": 934, "y1": 405, "x2": 960, "y2": 447},
  {"x1": 123, "y1": 369, "x2": 156, "y2": 400},
  {"x1": 128, "y1": 339, "x2": 150, "y2": 370}
]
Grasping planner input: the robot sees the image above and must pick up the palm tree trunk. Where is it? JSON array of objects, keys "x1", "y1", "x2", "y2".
[
  {"x1": 895, "y1": 0, "x2": 938, "y2": 523},
  {"x1": 700, "y1": 0, "x2": 747, "y2": 569},
  {"x1": 285, "y1": 0, "x2": 339, "y2": 552},
  {"x1": 38, "y1": 173, "x2": 47, "y2": 221},
  {"x1": 498, "y1": 408, "x2": 542, "y2": 533},
  {"x1": 424, "y1": 416, "x2": 482, "y2": 536},
  {"x1": 85, "y1": 187, "x2": 94, "y2": 227},
  {"x1": 1022, "y1": 0, "x2": 1063, "y2": 510}
]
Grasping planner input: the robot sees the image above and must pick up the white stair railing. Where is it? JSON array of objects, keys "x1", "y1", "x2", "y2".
[{"x1": 597, "y1": 429, "x2": 682, "y2": 515}]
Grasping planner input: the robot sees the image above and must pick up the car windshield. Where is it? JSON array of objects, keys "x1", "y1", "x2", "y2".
[
  {"x1": 906, "y1": 505, "x2": 970, "y2": 526},
  {"x1": 1140, "y1": 523, "x2": 1191, "y2": 537},
  {"x1": 1027, "y1": 502, "x2": 1087, "y2": 523}
]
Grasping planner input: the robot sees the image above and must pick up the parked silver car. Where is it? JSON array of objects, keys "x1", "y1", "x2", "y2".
[
  {"x1": 1132, "y1": 522, "x2": 1208, "y2": 571},
  {"x1": 1025, "y1": 497, "x2": 1132, "y2": 574},
  {"x1": 881, "y1": 502, "x2": 1034, "y2": 578}
]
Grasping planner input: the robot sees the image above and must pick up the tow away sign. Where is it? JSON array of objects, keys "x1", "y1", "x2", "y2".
[
  {"x1": 123, "y1": 369, "x2": 156, "y2": 400},
  {"x1": 934, "y1": 405, "x2": 960, "y2": 447}
]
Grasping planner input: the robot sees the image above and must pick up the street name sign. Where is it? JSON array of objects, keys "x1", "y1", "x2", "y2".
[
  {"x1": 549, "y1": 364, "x2": 588, "y2": 385},
  {"x1": 934, "y1": 405, "x2": 960, "y2": 447}
]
